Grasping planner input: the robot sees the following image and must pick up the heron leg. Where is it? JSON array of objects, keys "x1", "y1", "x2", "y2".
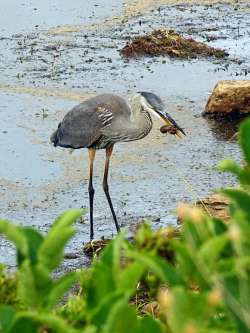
[
  {"x1": 103, "y1": 145, "x2": 120, "y2": 233},
  {"x1": 88, "y1": 148, "x2": 96, "y2": 240}
]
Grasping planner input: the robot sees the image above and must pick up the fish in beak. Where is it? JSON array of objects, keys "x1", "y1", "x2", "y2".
[
  {"x1": 155, "y1": 109, "x2": 186, "y2": 138},
  {"x1": 139, "y1": 91, "x2": 186, "y2": 138}
]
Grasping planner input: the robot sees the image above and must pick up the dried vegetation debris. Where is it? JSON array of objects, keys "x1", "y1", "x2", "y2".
[
  {"x1": 83, "y1": 239, "x2": 111, "y2": 256},
  {"x1": 196, "y1": 194, "x2": 230, "y2": 221},
  {"x1": 134, "y1": 225, "x2": 179, "y2": 263},
  {"x1": 178, "y1": 194, "x2": 230, "y2": 224},
  {"x1": 120, "y1": 29, "x2": 228, "y2": 59}
]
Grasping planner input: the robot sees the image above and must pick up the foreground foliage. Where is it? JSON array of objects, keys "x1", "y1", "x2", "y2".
[{"x1": 1, "y1": 119, "x2": 250, "y2": 332}]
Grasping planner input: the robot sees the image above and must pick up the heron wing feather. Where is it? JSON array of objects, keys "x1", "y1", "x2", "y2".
[{"x1": 51, "y1": 94, "x2": 132, "y2": 149}]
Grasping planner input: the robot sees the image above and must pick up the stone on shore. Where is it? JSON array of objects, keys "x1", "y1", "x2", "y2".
[{"x1": 204, "y1": 80, "x2": 250, "y2": 116}]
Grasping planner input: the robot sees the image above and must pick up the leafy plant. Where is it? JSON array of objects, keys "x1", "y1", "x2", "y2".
[
  {"x1": 1, "y1": 118, "x2": 250, "y2": 333},
  {"x1": 0, "y1": 210, "x2": 83, "y2": 332},
  {"x1": 0, "y1": 266, "x2": 17, "y2": 307}
]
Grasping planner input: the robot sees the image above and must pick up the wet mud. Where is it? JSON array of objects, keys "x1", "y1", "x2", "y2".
[{"x1": 0, "y1": 0, "x2": 249, "y2": 270}]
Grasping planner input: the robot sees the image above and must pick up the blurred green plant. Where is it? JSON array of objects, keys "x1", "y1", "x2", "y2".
[
  {"x1": 1, "y1": 118, "x2": 250, "y2": 333},
  {"x1": 0, "y1": 266, "x2": 17, "y2": 307},
  {"x1": 0, "y1": 210, "x2": 83, "y2": 332}
]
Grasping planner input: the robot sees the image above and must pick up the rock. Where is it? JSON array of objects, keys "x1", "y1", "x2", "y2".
[
  {"x1": 204, "y1": 80, "x2": 250, "y2": 116},
  {"x1": 64, "y1": 252, "x2": 80, "y2": 259}
]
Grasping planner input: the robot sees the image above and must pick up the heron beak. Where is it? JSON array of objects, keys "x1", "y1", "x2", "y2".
[{"x1": 156, "y1": 109, "x2": 186, "y2": 138}]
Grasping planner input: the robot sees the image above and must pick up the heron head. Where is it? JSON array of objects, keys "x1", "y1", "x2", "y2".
[{"x1": 137, "y1": 91, "x2": 185, "y2": 138}]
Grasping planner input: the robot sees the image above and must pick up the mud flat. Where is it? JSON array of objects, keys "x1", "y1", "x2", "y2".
[{"x1": 0, "y1": 1, "x2": 249, "y2": 270}]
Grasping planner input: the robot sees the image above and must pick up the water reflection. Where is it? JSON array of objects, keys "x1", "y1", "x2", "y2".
[{"x1": 205, "y1": 114, "x2": 249, "y2": 142}]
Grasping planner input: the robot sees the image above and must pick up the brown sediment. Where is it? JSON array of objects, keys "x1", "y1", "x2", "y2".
[
  {"x1": 0, "y1": 178, "x2": 30, "y2": 210},
  {"x1": 0, "y1": 84, "x2": 94, "y2": 102},
  {"x1": 48, "y1": 0, "x2": 236, "y2": 35},
  {"x1": 120, "y1": 29, "x2": 228, "y2": 59}
]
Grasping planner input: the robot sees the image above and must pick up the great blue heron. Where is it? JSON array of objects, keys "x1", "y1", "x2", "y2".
[{"x1": 51, "y1": 92, "x2": 185, "y2": 240}]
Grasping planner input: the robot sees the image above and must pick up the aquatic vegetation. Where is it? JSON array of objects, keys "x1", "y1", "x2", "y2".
[{"x1": 120, "y1": 29, "x2": 228, "y2": 59}]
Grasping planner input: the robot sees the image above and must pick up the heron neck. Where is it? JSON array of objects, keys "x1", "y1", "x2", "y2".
[{"x1": 129, "y1": 107, "x2": 152, "y2": 138}]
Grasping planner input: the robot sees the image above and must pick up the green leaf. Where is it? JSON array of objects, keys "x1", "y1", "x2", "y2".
[
  {"x1": 32, "y1": 263, "x2": 53, "y2": 298},
  {"x1": 17, "y1": 261, "x2": 52, "y2": 310},
  {"x1": 17, "y1": 260, "x2": 40, "y2": 308},
  {"x1": 126, "y1": 250, "x2": 184, "y2": 285},
  {"x1": 118, "y1": 262, "x2": 145, "y2": 293},
  {"x1": 134, "y1": 222, "x2": 154, "y2": 248},
  {"x1": 218, "y1": 157, "x2": 250, "y2": 186},
  {"x1": 0, "y1": 267, "x2": 17, "y2": 306},
  {"x1": 223, "y1": 276, "x2": 250, "y2": 333},
  {"x1": 198, "y1": 234, "x2": 229, "y2": 268},
  {"x1": 234, "y1": 316, "x2": 250, "y2": 333},
  {"x1": 0, "y1": 220, "x2": 28, "y2": 258},
  {"x1": 90, "y1": 292, "x2": 126, "y2": 329},
  {"x1": 86, "y1": 262, "x2": 116, "y2": 310},
  {"x1": 34, "y1": 313, "x2": 80, "y2": 333},
  {"x1": 100, "y1": 232, "x2": 125, "y2": 274},
  {"x1": 218, "y1": 256, "x2": 250, "y2": 277},
  {"x1": 46, "y1": 272, "x2": 79, "y2": 310},
  {"x1": 166, "y1": 286, "x2": 213, "y2": 333},
  {"x1": 240, "y1": 118, "x2": 250, "y2": 165},
  {"x1": 17, "y1": 228, "x2": 44, "y2": 266},
  {"x1": 137, "y1": 316, "x2": 163, "y2": 333},
  {"x1": 218, "y1": 158, "x2": 243, "y2": 177},
  {"x1": 221, "y1": 188, "x2": 250, "y2": 219},
  {"x1": 103, "y1": 298, "x2": 138, "y2": 333},
  {"x1": 0, "y1": 305, "x2": 15, "y2": 332},
  {"x1": 82, "y1": 326, "x2": 97, "y2": 333},
  {"x1": 10, "y1": 312, "x2": 79, "y2": 333},
  {"x1": 38, "y1": 210, "x2": 83, "y2": 271},
  {"x1": 85, "y1": 235, "x2": 128, "y2": 310},
  {"x1": 172, "y1": 241, "x2": 200, "y2": 280},
  {"x1": 172, "y1": 241, "x2": 209, "y2": 289},
  {"x1": 182, "y1": 219, "x2": 204, "y2": 249},
  {"x1": 9, "y1": 316, "x2": 40, "y2": 333},
  {"x1": 208, "y1": 218, "x2": 228, "y2": 236},
  {"x1": 217, "y1": 258, "x2": 236, "y2": 276}
]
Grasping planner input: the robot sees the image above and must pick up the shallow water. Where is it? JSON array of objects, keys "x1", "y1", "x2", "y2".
[
  {"x1": 0, "y1": 1, "x2": 249, "y2": 269},
  {"x1": 0, "y1": 0, "x2": 123, "y2": 36}
]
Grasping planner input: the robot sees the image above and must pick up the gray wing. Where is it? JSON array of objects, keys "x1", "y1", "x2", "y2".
[{"x1": 50, "y1": 94, "x2": 131, "y2": 149}]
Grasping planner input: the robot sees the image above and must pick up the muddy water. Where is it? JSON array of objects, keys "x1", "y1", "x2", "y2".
[{"x1": 0, "y1": 1, "x2": 249, "y2": 269}]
